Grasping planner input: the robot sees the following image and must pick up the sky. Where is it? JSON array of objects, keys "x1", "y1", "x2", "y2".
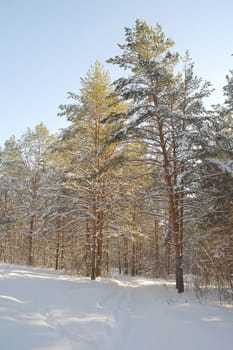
[{"x1": 0, "y1": 0, "x2": 232, "y2": 146}]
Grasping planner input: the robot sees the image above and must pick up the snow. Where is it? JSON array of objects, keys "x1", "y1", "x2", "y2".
[
  {"x1": 207, "y1": 158, "x2": 233, "y2": 177},
  {"x1": 0, "y1": 264, "x2": 232, "y2": 350}
]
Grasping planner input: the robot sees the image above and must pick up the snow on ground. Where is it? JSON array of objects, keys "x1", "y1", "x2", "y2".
[{"x1": 0, "y1": 264, "x2": 232, "y2": 350}]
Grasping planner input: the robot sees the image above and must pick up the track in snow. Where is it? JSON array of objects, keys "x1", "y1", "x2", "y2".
[{"x1": 0, "y1": 264, "x2": 232, "y2": 350}]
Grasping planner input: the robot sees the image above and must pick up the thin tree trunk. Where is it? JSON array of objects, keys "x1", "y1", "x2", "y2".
[
  {"x1": 105, "y1": 236, "x2": 109, "y2": 274},
  {"x1": 28, "y1": 216, "x2": 35, "y2": 266},
  {"x1": 60, "y1": 226, "x2": 65, "y2": 270},
  {"x1": 131, "y1": 234, "x2": 136, "y2": 277},
  {"x1": 85, "y1": 219, "x2": 91, "y2": 277},
  {"x1": 118, "y1": 236, "x2": 122, "y2": 274},
  {"x1": 124, "y1": 237, "x2": 129, "y2": 274},
  {"x1": 96, "y1": 209, "x2": 104, "y2": 277},
  {"x1": 91, "y1": 212, "x2": 97, "y2": 280},
  {"x1": 55, "y1": 230, "x2": 60, "y2": 270},
  {"x1": 166, "y1": 241, "x2": 171, "y2": 276},
  {"x1": 154, "y1": 219, "x2": 160, "y2": 277}
]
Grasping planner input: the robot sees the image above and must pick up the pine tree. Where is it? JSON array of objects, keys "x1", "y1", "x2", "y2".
[
  {"x1": 192, "y1": 67, "x2": 233, "y2": 292},
  {"x1": 0, "y1": 125, "x2": 56, "y2": 265},
  {"x1": 58, "y1": 61, "x2": 126, "y2": 279},
  {"x1": 107, "y1": 20, "x2": 211, "y2": 292}
]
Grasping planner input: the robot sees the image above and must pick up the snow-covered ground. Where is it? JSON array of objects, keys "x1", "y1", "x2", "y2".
[{"x1": 0, "y1": 264, "x2": 232, "y2": 350}]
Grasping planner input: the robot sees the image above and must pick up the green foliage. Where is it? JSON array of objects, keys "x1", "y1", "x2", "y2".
[{"x1": 223, "y1": 69, "x2": 233, "y2": 111}]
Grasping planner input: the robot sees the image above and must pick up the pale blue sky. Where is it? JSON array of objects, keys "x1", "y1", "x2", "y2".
[{"x1": 0, "y1": 0, "x2": 232, "y2": 146}]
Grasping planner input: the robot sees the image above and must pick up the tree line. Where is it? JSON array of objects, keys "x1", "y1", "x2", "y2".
[{"x1": 0, "y1": 20, "x2": 232, "y2": 294}]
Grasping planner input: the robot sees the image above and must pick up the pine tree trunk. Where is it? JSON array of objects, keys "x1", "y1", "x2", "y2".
[
  {"x1": 91, "y1": 234, "x2": 96, "y2": 280},
  {"x1": 157, "y1": 116, "x2": 184, "y2": 293},
  {"x1": 96, "y1": 233, "x2": 103, "y2": 277},
  {"x1": 28, "y1": 216, "x2": 35, "y2": 266},
  {"x1": 91, "y1": 214, "x2": 97, "y2": 280},
  {"x1": 131, "y1": 235, "x2": 136, "y2": 276},
  {"x1": 118, "y1": 236, "x2": 122, "y2": 274},
  {"x1": 85, "y1": 220, "x2": 91, "y2": 277},
  {"x1": 60, "y1": 227, "x2": 65, "y2": 270},
  {"x1": 55, "y1": 230, "x2": 60, "y2": 270},
  {"x1": 176, "y1": 255, "x2": 184, "y2": 293},
  {"x1": 105, "y1": 236, "x2": 109, "y2": 274},
  {"x1": 166, "y1": 241, "x2": 171, "y2": 276},
  {"x1": 154, "y1": 219, "x2": 160, "y2": 277},
  {"x1": 124, "y1": 237, "x2": 129, "y2": 274},
  {"x1": 96, "y1": 210, "x2": 104, "y2": 277}
]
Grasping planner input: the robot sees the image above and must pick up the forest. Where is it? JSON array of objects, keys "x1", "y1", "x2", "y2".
[{"x1": 0, "y1": 20, "x2": 232, "y2": 295}]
